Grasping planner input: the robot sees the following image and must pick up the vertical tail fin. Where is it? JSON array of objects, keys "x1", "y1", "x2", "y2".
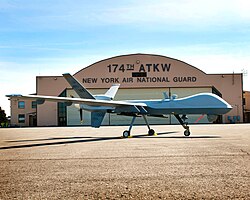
[
  {"x1": 104, "y1": 84, "x2": 120, "y2": 100},
  {"x1": 63, "y1": 73, "x2": 95, "y2": 99}
]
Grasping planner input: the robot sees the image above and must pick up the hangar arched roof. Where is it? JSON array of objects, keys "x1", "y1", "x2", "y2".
[
  {"x1": 74, "y1": 53, "x2": 207, "y2": 76},
  {"x1": 73, "y1": 53, "x2": 212, "y2": 89}
]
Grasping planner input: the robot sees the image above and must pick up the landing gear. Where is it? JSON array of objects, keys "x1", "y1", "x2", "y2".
[
  {"x1": 174, "y1": 114, "x2": 191, "y2": 137},
  {"x1": 122, "y1": 116, "x2": 136, "y2": 138},
  {"x1": 142, "y1": 115, "x2": 155, "y2": 136},
  {"x1": 122, "y1": 115, "x2": 155, "y2": 138}
]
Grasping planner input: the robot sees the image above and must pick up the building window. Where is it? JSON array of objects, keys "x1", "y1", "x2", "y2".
[
  {"x1": 18, "y1": 114, "x2": 25, "y2": 123},
  {"x1": 18, "y1": 101, "x2": 25, "y2": 109},
  {"x1": 32, "y1": 101, "x2": 37, "y2": 109}
]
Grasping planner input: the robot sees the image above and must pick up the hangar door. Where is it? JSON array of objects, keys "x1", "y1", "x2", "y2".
[{"x1": 66, "y1": 87, "x2": 213, "y2": 126}]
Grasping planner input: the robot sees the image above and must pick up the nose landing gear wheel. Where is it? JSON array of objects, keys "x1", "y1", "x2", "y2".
[
  {"x1": 148, "y1": 129, "x2": 155, "y2": 136},
  {"x1": 184, "y1": 129, "x2": 190, "y2": 137},
  {"x1": 123, "y1": 130, "x2": 130, "y2": 138}
]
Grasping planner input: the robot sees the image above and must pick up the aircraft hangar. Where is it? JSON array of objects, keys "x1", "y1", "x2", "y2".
[{"x1": 9, "y1": 53, "x2": 246, "y2": 127}]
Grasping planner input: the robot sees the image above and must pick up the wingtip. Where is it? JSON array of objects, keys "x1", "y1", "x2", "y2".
[
  {"x1": 62, "y1": 73, "x2": 71, "y2": 76},
  {"x1": 5, "y1": 94, "x2": 22, "y2": 98}
]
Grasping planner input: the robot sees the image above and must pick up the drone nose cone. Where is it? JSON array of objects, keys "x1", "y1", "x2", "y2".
[
  {"x1": 223, "y1": 102, "x2": 232, "y2": 113},
  {"x1": 221, "y1": 100, "x2": 232, "y2": 112}
]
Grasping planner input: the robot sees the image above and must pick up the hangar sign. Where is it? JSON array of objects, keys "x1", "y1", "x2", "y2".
[
  {"x1": 107, "y1": 63, "x2": 171, "y2": 73},
  {"x1": 82, "y1": 62, "x2": 197, "y2": 84}
]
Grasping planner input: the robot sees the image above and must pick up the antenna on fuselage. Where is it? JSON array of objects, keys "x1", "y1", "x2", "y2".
[{"x1": 163, "y1": 92, "x2": 169, "y2": 99}]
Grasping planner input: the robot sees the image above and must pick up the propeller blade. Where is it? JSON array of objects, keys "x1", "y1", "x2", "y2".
[{"x1": 80, "y1": 108, "x2": 83, "y2": 124}]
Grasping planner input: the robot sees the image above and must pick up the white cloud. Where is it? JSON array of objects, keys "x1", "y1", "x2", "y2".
[{"x1": 90, "y1": 0, "x2": 250, "y2": 30}]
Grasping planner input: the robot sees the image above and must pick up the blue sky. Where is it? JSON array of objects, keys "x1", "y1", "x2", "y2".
[{"x1": 1, "y1": 0, "x2": 250, "y2": 115}]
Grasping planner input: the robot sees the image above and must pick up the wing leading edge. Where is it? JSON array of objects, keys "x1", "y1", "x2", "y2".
[{"x1": 6, "y1": 94, "x2": 147, "y2": 108}]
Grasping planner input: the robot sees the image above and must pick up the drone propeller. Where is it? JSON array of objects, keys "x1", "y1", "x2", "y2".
[{"x1": 80, "y1": 108, "x2": 83, "y2": 124}]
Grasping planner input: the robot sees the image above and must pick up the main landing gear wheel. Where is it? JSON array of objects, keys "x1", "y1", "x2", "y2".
[
  {"x1": 148, "y1": 129, "x2": 155, "y2": 136},
  {"x1": 123, "y1": 130, "x2": 130, "y2": 138},
  {"x1": 184, "y1": 129, "x2": 191, "y2": 137}
]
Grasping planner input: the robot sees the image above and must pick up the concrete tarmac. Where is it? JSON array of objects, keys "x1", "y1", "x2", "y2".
[{"x1": 0, "y1": 124, "x2": 249, "y2": 199}]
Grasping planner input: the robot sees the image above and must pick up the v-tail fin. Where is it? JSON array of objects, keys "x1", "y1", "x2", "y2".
[{"x1": 104, "y1": 84, "x2": 120, "y2": 100}]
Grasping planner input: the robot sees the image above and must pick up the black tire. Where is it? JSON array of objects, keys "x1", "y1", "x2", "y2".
[
  {"x1": 148, "y1": 129, "x2": 155, "y2": 136},
  {"x1": 123, "y1": 130, "x2": 130, "y2": 138},
  {"x1": 184, "y1": 129, "x2": 190, "y2": 137}
]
